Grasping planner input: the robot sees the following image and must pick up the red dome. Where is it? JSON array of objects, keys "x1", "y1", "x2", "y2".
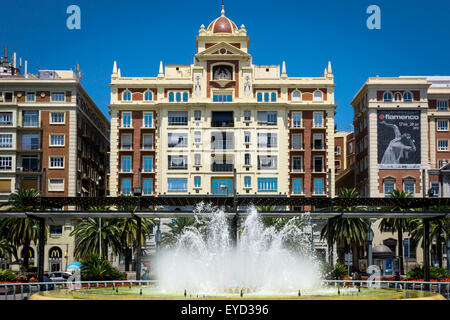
[{"x1": 207, "y1": 7, "x2": 238, "y2": 34}]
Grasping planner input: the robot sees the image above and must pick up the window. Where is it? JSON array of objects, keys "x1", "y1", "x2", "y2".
[
  {"x1": 194, "y1": 110, "x2": 201, "y2": 121},
  {"x1": 394, "y1": 92, "x2": 402, "y2": 102},
  {"x1": 403, "y1": 92, "x2": 412, "y2": 102},
  {"x1": 313, "y1": 90, "x2": 323, "y2": 101},
  {"x1": 258, "y1": 178, "x2": 277, "y2": 192},
  {"x1": 292, "y1": 156, "x2": 303, "y2": 172},
  {"x1": 168, "y1": 133, "x2": 188, "y2": 148},
  {"x1": 244, "y1": 153, "x2": 251, "y2": 165},
  {"x1": 168, "y1": 155, "x2": 187, "y2": 170},
  {"x1": 122, "y1": 112, "x2": 132, "y2": 128},
  {"x1": 168, "y1": 178, "x2": 187, "y2": 192},
  {"x1": 143, "y1": 112, "x2": 153, "y2": 128},
  {"x1": 168, "y1": 111, "x2": 188, "y2": 125},
  {"x1": 257, "y1": 111, "x2": 277, "y2": 125},
  {"x1": 383, "y1": 92, "x2": 392, "y2": 102},
  {"x1": 313, "y1": 134, "x2": 324, "y2": 149},
  {"x1": 292, "y1": 91, "x2": 301, "y2": 102},
  {"x1": 213, "y1": 92, "x2": 233, "y2": 102},
  {"x1": 50, "y1": 225, "x2": 63, "y2": 236},
  {"x1": 292, "y1": 179, "x2": 303, "y2": 195},
  {"x1": 194, "y1": 176, "x2": 201, "y2": 188},
  {"x1": 50, "y1": 112, "x2": 65, "y2": 124},
  {"x1": 292, "y1": 112, "x2": 302, "y2": 128},
  {"x1": 211, "y1": 132, "x2": 234, "y2": 149},
  {"x1": 244, "y1": 110, "x2": 251, "y2": 121},
  {"x1": 0, "y1": 157, "x2": 12, "y2": 170},
  {"x1": 50, "y1": 135, "x2": 64, "y2": 146},
  {"x1": 142, "y1": 156, "x2": 153, "y2": 172},
  {"x1": 292, "y1": 134, "x2": 303, "y2": 150},
  {"x1": 26, "y1": 92, "x2": 35, "y2": 102},
  {"x1": 437, "y1": 101, "x2": 448, "y2": 111},
  {"x1": 437, "y1": 120, "x2": 448, "y2": 131},
  {"x1": 431, "y1": 183, "x2": 440, "y2": 197},
  {"x1": 244, "y1": 176, "x2": 251, "y2": 188},
  {"x1": 183, "y1": 92, "x2": 189, "y2": 102},
  {"x1": 194, "y1": 131, "x2": 201, "y2": 144},
  {"x1": 212, "y1": 111, "x2": 234, "y2": 127},
  {"x1": 21, "y1": 155, "x2": 39, "y2": 172},
  {"x1": 271, "y1": 92, "x2": 277, "y2": 102},
  {"x1": 121, "y1": 134, "x2": 132, "y2": 150},
  {"x1": 121, "y1": 179, "x2": 131, "y2": 195},
  {"x1": 22, "y1": 133, "x2": 40, "y2": 150},
  {"x1": 313, "y1": 156, "x2": 323, "y2": 172},
  {"x1": 438, "y1": 140, "x2": 448, "y2": 151},
  {"x1": 349, "y1": 142, "x2": 353, "y2": 154},
  {"x1": 257, "y1": 133, "x2": 277, "y2": 148},
  {"x1": 144, "y1": 91, "x2": 153, "y2": 101},
  {"x1": 244, "y1": 131, "x2": 251, "y2": 143},
  {"x1": 48, "y1": 179, "x2": 64, "y2": 192},
  {"x1": 123, "y1": 91, "x2": 131, "y2": 101},
  {"x1": 438, "y1": 159, "x2": 448, "y2": 168},
  {"x1": 168, "y1": 92, "x2": 174, "y2": 102},
  {"x1": 49, "y1": 156, "x2": 64, "y2": 169},
  {"x1": 194, "y1": 154, "x2": 201, "y2": 165},
  {"x1": 313, "y1": 112, "x2": 323, "y2": 128},
  {"x1": 384, "y1": 178, "x2": 395, "y2": 197},
  {"x1": 258, "y1": 155, "x2": 277, "y2": 170},
  {"x1": 142, "y1": 134, "x2": 153, "y2": 149},
  {"x1": 51, "y1": 92, "x2": 65, "y2": 102},
  {"x1": 22, "y1": 111, "x2": 38, "y2": 127},
  {"x1": 143, "y1": 179, "x2": 153, "y2": 195},
  {"x1": 121, "y1": 156, "x2": 131, "y2": 172},
  {"x1": 313, "y1": 178, "x2": 324, "y2": 195},
  {"x1": 257, "y1": 92, "x2": 262, "y2": 102},
  {"x1": 212, "y1": 65, "x2": 233, "y2": 80},
  {"x1": 0, "y1": 134, "x2": 12, "y2": 148},
  {"x1": 335, "y1": 146, "x2": 341, "y2": 155},
  {"x1": 0, "y1": 113, "x2": 12, "y2": 126},
  {"x1": 403, "y1": 179, "x2": 415, "y2": 196}
]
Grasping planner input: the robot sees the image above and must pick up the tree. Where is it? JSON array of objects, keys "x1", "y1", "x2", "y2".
[
  {"x1": 0, "y1": 189, "x2": 44, "y2": 270},
  {"x1": 408, "y1": 206, "x2": 449, "y2": 268},
  {"x1": 162, "y1": 217, "x2": 197, "y2": 247},
  {"x1": 0, "y1": 238, "x2": 17, "y2": 262},
  {"x1": 320, "y1": 188, "x2": 368, "y2": 267},
  {"x1": 70, "y1": 218, "x2": 122, "y2": 260},
  {"x1": 379, "y1": 189, "x2": 415, "y2": 274}
]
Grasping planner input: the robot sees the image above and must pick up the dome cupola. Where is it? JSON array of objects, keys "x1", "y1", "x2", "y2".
[{"x1": 207, "y1": 5, "x2": 238, "y2": 34}]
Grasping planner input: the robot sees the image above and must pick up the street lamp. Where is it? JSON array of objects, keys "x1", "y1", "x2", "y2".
[{"x1": 366, "y1": 219, "x2": 375, "y2": 268}]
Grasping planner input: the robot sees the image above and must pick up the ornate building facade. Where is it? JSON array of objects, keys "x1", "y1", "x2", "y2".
[{"x1": 109, "y1": 7, "x2": 337, "y2": 201}]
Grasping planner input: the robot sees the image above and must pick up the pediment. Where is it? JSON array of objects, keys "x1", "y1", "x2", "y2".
[{"x1": 196, "y1": 42, "x2": 250, "y2": 59}]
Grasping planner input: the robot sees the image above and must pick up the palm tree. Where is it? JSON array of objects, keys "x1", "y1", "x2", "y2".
[
  {"x1": 408, "y1": 206, "x2": 449, "y2": 268},
  {"x1": 0, "y1": 189, "x2": 44, "y2": 270},
  {"x1": 70, "y1": 218, "x2": 122, "y2": 260},
  {"x1": 379, "y1": 189, "x2": 414, "y2": 274},
  {"x1": 162, "y1": 217, "x2": 196, "y2": 247},
  {"x1": 0, "y1": 238, "x2": 17, "y2": 262},
  {"x1": 320, "y1": 188, "x2": 368, "y2": 267}
]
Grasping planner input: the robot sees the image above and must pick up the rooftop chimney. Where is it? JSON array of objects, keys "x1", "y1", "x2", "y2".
[{"x1": 4, "y1": 45, "x2": 8, "y2": 62}]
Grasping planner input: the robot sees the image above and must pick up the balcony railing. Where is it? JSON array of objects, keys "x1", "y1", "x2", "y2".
[
  {"x1": 211, "y1": 163, "x2": 234, "y2": 172},
  {"x1": 211, "y1": 121, "x2": 234, "y2": 127},
  {"x1": 211, "y1": 141, "x2": 234, "y2": 150},
  {"x1": 291, "y1": 143, "x2": 305, "y2": 150},
  {"x1": 20, "y1": 143, "x2": 41, "y2": 151},
  {"x1": 292, "y1": 165, "x2": 304, "y2": 172},
  {"x1": 168, "y1": 117, "x2": 188, "y2": 126},
  {"x1": 17, "y1": 166, "x2": 40, "y2": 173},
  {"x1": 141, "y1": 143, "x2": 154, "y2": 150},
  {"x1": 312, "y1": 122, "x2": 325, "y2": 128},
  {"x1": 312, "y1": 166, "x2": 325, "y2": 172},
  {"x1": 312, "y1": 143, "x2": 326, "y2": 150},
  {"x1": 291, "y1": 120, "x2": 304, "y2": 128}
]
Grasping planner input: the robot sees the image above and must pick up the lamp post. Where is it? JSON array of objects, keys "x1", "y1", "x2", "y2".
[{"x1": 366, "y1": 219, "x2": 374, "y2": 269}]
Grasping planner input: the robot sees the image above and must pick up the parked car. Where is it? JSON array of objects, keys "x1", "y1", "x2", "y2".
[{"x1": 48, "y1": 272, "x2": 72, "y2": 282}]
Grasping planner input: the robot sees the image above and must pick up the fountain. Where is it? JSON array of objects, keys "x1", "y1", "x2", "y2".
[{"x1": 30, "y1": 204, "x2": 445, "y2": 300}]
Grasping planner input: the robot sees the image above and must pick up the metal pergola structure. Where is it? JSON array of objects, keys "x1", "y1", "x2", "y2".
[{"x1": 1, "y1": 195, "x2": 449, "y2": 283}]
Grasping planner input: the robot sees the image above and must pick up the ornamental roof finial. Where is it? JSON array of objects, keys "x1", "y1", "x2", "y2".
[{"x1": 221, "y1": 3, "x2": 225, "y2": 16}]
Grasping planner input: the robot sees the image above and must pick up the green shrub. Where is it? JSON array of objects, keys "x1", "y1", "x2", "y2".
[
  {"x1": 331, "y1": 263, "x2": 349, "y2": 279},
  {"x1": 408, "y1": 266, "x2": 449, "y2": 280},
  {"x1": 80, "y1": 254, "x2": 126, "y2": 281},
  {"x1": 0, "y1": 269, "x2": 17, "y2": 282}
]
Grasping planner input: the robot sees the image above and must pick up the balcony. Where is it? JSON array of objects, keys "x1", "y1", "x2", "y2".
[
  {"x1": 291, "y1": 165, "x2": 305, "y2": 173},
  {"x1": 311, "y1": 143, "x2": 326, "y2": 151},
  {"x1": 141, "y1": 143, "x2": 154, "y2": 151},
  {"x1": 168, "y1": 117, "x2": 188, "y2": 126},
  {"x1": 16, "y1": 166, "x2": 41, "y2": 174},
  {"x1": 211, "y1": 121, "x2": 234, "y2": 128},
  {"x1": 211, "y1": 163, "x2": 234, "y2": 172},
  {"x1": 312, "y1": 122, "x2": 325, "y2": 129},
  {"x1": 18, "y1": 143, "x2": 42, "y2": 152},
  {"x1": 311, "y1": 166, "x2": 326, "y2": 173},
  {"x1": 291, "y1": 120, "x2": 304, "y2": 129},
  {"x1": 211, "y1": 112, "x2": 234, "y2": 128}
]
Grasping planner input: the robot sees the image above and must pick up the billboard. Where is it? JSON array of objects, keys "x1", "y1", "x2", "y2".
[{"x1": 377, "y1": 110, "x2": 421, "y2": 169}]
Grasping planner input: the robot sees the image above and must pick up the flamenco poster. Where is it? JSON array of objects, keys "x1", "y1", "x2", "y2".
[{"x1": 377, "y1": 110, "x2": 421, "y2": 169}]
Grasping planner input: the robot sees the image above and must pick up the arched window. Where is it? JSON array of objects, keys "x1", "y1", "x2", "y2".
[
  {"x1": 257, "y1": 92, "x2": 262, "y2": 102},
  {"x1": 123, "y1": 90, "x2": 131, "y2": 101},
  {"x1": 292, "y1": 90, "x2": 301, "y2": 102},
  {"x1": 394, "y1": 92, "x2": 402, "y2": 102},
  {"x1": 403, "y1": 92, "x2": 412, "y2": 102},
  {"x1": 264, "y1": 92, "x2": 269, "y2": 102},
  {"x1": 383, "y1": 92, "x2": 392, "y2": 102},
  {"x1": 182, "y1": 92, "x2": 189, "y2": 102},
  {"x1": 168, "y1": 92, "x2": 174, "y2": 102},
  {"x1": 176, "y1": 92, "x2": 181, "y2": 102},
  {"x1": 383, "y1": 177, "x2": 395, "y2": 197},
  {"x1": 313, "y1": 90, "x2": 323, "y2": 101},
  {"x1": 271, "y1": 92, "x2": 277, "y2": 102},
  {"x1": 403, "y1": 177, "x2": 415, "y2": 196},
  {"x1": 144, "y1": 91, "x2": 153, "y2": 101}
]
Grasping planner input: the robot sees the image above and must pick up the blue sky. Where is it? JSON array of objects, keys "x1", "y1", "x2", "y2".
[{"x1": 1, "y1": 0, "x2": 449, "y2": 131}]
